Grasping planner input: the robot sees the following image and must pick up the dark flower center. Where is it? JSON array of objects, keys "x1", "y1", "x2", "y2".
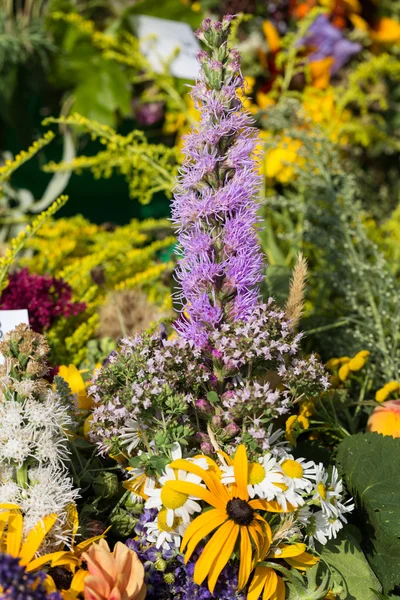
[{"x1": 226, "y1": 497, "x2": 254, "y2": 526}]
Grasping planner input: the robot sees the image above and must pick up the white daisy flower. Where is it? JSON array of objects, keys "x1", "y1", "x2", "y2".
[
  {"x1": 305, "y1": 509, "x2": 344, "y2": 547},
  {"x1": 144, "y1": 508, "x2": 187, "y2": 550},
  {"x1": 145, "y1": 443, "x2": 206, "y2": 527},
  {"x1": 279, "y1": 455, "x2": 317, "y2": 492},
  {"x1": 119, "y1": 419, "x2": 141, "y2": 454},
  {"x1": 312, "y1": 464, "x2": 354, "y2": 519},
  {"x1": 221, "y1": 452, "x2": 285, "y2": 500}
]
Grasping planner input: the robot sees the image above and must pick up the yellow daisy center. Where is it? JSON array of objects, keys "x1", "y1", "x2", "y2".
[
  {"x1": 281, "y1": 459, "x2": 303, "y2": 479},
  {"x1": 157, "y1": 508, "x2": 183, "y2": 532},
  {"x1": 248, "y1": 462, "x2": 266, "y2": 485},
  {"x1": 318, "y1": 482, "x2": 327, "y2": 501},
  {"x1": 161, "y1": 485, "x2": 188, "y2": 509}
]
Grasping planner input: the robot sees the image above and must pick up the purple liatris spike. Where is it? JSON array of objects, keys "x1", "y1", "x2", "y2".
[{"x1": 172, "y1": 16, "x2": 264, "y2": 346}]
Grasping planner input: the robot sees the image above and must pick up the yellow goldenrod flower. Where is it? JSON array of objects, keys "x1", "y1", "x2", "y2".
[
  {"x1": 167, "y1": 445, "x2": 293, "y2": 593},
  {"x1": 58, "y1": 364, "x2": 93, "y2": 410},
  {"x1": 265, "y1": 137, "x2": 304, "y2": 183}
]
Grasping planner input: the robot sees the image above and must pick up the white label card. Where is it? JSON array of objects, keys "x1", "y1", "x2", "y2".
[
  {"x1": 0, "y1": 309, "x2": 30, "y2": 363},
  {"x1": 130, "y1": 15, "x2": 201, "y2": 80}
]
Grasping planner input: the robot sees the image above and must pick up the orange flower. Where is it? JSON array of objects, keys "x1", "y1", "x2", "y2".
[
  {"x1": 82, "y1": 540, "x2": 146, "y2": 600},
  {"x1": 367, "y1": 400, "x2": 400, "y2": 438}
]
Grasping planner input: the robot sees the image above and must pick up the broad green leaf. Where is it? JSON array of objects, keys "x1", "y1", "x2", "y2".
[
  {"x1": 319, "y1": 526, "x2": 381, "y2": 600},
  {"x1": 337, "y1": 433, "x2": 400, "y2": 593}
]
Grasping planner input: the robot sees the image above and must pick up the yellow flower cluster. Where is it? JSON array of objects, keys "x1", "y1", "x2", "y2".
[
  {"x1": 375, "y1": 381, "x2": 400, "y2": 403},
  {"x1": 0, "y1": 195, "x2": 68, "y2": 293},
  {"x1": 0, "y1": 131, "x2": 55, "y2": 189},
  {"x1": 22, "y1": 215, "x2": 175, "y2": 364},
  {"x1": 326, "y1": 350, "x2": 370, "y2": 383},
  {"x1": 43, "y1": 114, "x2": 179, "y2": 205}
]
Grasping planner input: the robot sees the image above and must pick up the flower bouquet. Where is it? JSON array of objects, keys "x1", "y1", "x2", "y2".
[{"x1": 0, "y1": 14, "x2": 357, "y2": 600}]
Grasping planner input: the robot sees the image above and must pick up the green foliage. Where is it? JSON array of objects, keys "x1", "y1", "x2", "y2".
[
  {"x1": 259, "y1": 99, "x2": 400, "y2": 383},
  {"x1": 337, "y1": 433, "x2": 400, "y2": 594},
  {"x1": 319, "y1": 527, "x2": 382, "y2": 599},
  {"x1": 43, "y1": 113, "x2": 179, "y2": 204}
]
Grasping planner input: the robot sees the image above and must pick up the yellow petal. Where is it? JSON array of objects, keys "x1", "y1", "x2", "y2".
[
  {"x1": 310, "y1": 57, "x2": 335, "y2": 90},
  {"x1": 182, "y1": 510, "x2": 227, "y2": 562},
  {"x1": 166, "y1": 480, "x2": 225, "y2": 511},
  {"x1": 26, "y1": 551, "x2": 78, "y2": 572},
  {"x1": 250, "y1": 499, "x2": 295, "y2": 513},
  {"x1": 70, "y1": 568, "x2": 88, "y2": 593},
  {"x1": 207, "y1": 521, "x2": 239, "y2": 593},
  {"x1": 193, "y1": 520, "x2": 237, "y2": 588},
  {"x1": 169, "y1": 459, "x2": 227, "y2": 501},
  {"x1": 338, "y1": 363, "x2": 350, "y2": 381},
  {"x1": 263, "y1": 21, "x2": 280, "y2": 53},
  {"x1": 7, "y1": 511, "x2": 23, "y2": 557},
  {"x1": 74, "y1": 527, "x2": 111, "y2": 555},
  {"x1": 59, "y1": 364, "x2": 92, "y2": 410},
  {"x1": 271, "y1": 575, "x2": 285, "y2": 600},
  {"x1": 285, "y1": 551, "x2": 319, "y2": 570},
  {"x1": 268, "y1": 542, "x2": 306, "y2": 559},
  {"x1": 234, "y1": 445, "x2": 249, "y2": 501},
  {"x1": 20, "y1": 514, "x2": 58, "y2": 566},
  {"x1": 238, "y1": 526, "x2": 252, "y2": 590},
  {"x1": 247, "y1": 567, "x2": 278, "y2": 600}
]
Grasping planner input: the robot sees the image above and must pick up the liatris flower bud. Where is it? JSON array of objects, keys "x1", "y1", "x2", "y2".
[{"x1": 172, "y1": 16, "x2": 263, "y2": 346}]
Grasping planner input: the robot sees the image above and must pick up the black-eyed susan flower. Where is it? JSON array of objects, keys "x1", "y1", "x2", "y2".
[
  {"x1": 247, "y1": 542, "x2": 319, "y2": 600},
  {"x1": 166, "y1": 445, "x2": 294, "y2": 594}
]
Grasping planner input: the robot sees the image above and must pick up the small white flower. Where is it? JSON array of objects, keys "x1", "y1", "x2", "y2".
[
  {"x1": 119, "y1": 419, "x2": 141, "y2": 454},
  {"x1": 145, "y1": 443, "x2": 206, "y2": 527},
  {"x1": 304, "y1": 509, "x2": 344, "y2": 547},
  {"x1": 312, "y1": 464, "x2": 354, "y2": 519},
  {"x1": 144, "y1": 508, "x2": 187, "y2": 550},
  {"x1": 279, "y1": 456, "x2": 317, "y2": 492},
  {"x1": 221, "y1": 453, "x2": 285, "y2": 500}
]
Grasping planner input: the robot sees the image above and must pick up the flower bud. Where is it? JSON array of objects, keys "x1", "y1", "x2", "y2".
[
  {"x1": 367, "y1": 400, "x2": 400, "y2": 438},
  {"x1": 221, "y1": 422, "x2": 240, "y2": 440},
  {"x1": 200, "y1": 441, "x2": 214, "y2": 456},
  {"x1": 109, "y1": 508, "x2": 138, "y2": 537},
  {"x1": 93, "y1": 472, "x2": 119, "y2": 498},
  {"x1": 84, "y1": 520, "x2": 107, "y2": 538},
  {"x1": 211, "y1": 414, "x2": 223, "y2": 428},
  {"x1": 195, "y1": 398, "x2": 213, "y2": 415}
]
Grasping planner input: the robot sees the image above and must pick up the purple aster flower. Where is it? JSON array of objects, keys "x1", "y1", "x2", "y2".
[
  {"x1": 172, "y1": 16, "x2": 264, "y2": 346},
  {"x1": 0, "y1": 553, "x2": 62, "y2": 600},
  {"x1": 300, "y1": 15, "x2": 361, "y2": 74}
]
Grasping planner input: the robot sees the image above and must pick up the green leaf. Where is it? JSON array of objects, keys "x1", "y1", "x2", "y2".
[
  {"x1": 73, "y1": 58, "x2": 131, "y2": 126},
  {"x1": 337, "y1": 433, "x2": 400, "y2": 593},
  {"x1": 206, "y1": 391, "x2": 219, "y2": 404},
  {"x1": 319, "y1": 526, "x2": 382, "y2": 600}
]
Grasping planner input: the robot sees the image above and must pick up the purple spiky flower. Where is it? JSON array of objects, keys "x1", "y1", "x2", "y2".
[{"x1": 172, "y1": 16, "x2": 264, "y2": 346}]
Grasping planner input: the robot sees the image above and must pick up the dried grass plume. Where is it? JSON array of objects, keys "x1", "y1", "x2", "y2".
[{"x1": 285, "y1": 252, "x2": 308, "y2": 330}]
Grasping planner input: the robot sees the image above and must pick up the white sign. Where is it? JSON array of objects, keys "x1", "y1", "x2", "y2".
[
  {"x1": 131, "y1": 15, "x2": 201, "y2": 80},
  {"x1": 0, "y1": 309, "x2": 30, "y2": 363}
]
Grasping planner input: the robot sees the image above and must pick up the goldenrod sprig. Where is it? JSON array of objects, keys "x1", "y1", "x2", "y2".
[{"x1": 0, "y1": 195, "x2": 68, "y2": 292}]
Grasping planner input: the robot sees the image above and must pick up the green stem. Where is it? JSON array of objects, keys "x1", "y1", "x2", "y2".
[{"x1": 16, "y1": 463, "x2": 29, "y2": 488}]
